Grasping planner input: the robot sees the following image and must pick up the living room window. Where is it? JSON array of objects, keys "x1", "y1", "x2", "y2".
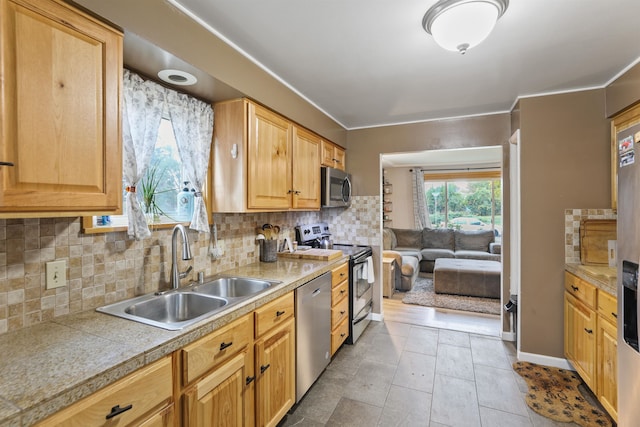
[{"x1": 423, "y1": 170, "x2": 502, "y2": 237}]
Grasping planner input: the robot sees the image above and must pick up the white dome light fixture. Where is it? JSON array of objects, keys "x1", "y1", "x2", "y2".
[
  {"x1": 157, "y1": 69, "x2": 197, "y2": 86},
  {"x1": 423, "y1": 0, "x2": 508, "y2": 55}
]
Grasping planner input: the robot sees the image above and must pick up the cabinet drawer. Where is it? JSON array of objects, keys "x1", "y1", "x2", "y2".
[
  {"x1": 565, "y1": 272, "x2": 596, "y2": 308},
  {"x1": 255, "y1": 292, "x2": 294, "y2": 338},
  {"x1": 331, "y1": 318, "x2": 349, "y2": 355},
  {"x1": 331, "y1": 263, "x2": 349, "y2": 287},
  {"x1": 332, "y1": 279, "x2": 349, "y2": 304},
  {"x1": 182, "y1": 313, "x2": 253, "y2": 385},
  {"x1": 332, "y1": 296, "x2": 349, "y2": 328},
  {"x1": 37, "y1": 356, "x2": 172, "y2": 427},
  {"x1": 598, "y1": 290, "x2": 618, "y2": 326}
]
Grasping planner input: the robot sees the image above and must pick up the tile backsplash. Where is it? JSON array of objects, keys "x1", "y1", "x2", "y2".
[
  {"x1": 564, "y1": 208, "x2": 617, "y2": 264},
  {"x1": 0, "y1": 195, "x2": 380, "y2": 335}
]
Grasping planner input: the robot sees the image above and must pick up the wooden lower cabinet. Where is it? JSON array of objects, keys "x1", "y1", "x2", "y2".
[
  {"x1": 330, "y1": 262, "x2": 350, "y2": 355},
  {"x1": 183, "y1": 349, "x2": 253, "y2": 427},
  {"x1": 254, "y1": 294, "x2": 296, "y2": 427},
  {"x1": 35, "y1": 356, "x2": 173, "y2": 427},
  {"x1": 564, "y1": 291, "x2": 597, "y2": 389},
  {"x1": 564, "y1": 271, "x2": 617, "y2": 422}
]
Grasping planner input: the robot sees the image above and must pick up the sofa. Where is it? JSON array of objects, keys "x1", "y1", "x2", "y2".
[{"x1": 383, "y1": 227, "x2": 501, "y2": 274}]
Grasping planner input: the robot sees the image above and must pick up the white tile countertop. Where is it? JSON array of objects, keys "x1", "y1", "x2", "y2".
[{"x1": 0, "y1": 255, "x2": 349, "y2": 426}]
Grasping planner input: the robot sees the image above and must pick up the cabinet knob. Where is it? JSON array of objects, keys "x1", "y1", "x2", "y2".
[{"x1": 106, "y1": 404, "x2": 133, "y2": 420}]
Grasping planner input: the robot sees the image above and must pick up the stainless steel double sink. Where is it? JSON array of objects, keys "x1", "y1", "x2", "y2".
[{"x1": 97, "y1": 276, "x2": 281, "y2": 330}]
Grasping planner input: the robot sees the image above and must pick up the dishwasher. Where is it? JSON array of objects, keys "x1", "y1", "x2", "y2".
[{"x1": 295, "y1": 271, "x2": 332, "y2": 403}]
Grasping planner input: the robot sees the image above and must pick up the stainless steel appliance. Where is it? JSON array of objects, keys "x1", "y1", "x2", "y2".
[
  {"x1": 616, "y1": 120, "x2": 640, "y2": 425},
  {"x1": 296, "y1": 222, "x2": 373, "y2": 344},
  {"x1": 321, "y1": 166, "x2": 352, "y2": 207},
  {"x1": 295, "y1": 272, "x2": 331, "y2": 403}
]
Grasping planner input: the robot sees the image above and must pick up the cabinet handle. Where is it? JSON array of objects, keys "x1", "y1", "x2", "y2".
[
  {"x1": 293, "y1": 190, "x2": 301, "y2": 195},
  {"x1": 340, "y1": 333, "x2": 346, "y2": 337},
  {"x1": 571, "y1": 285, "x2": 579, "y2": 291},
  {"x1": 106, "y1": 404, "x2": 133, "y2": 420},
  {"x1": 0, "y1": 162, "x2": 14, "y2": 167},
  {"x1": 246, "y1": 375, "x2": 256, "y2": 385},
  {"x1": 340, "y1": 289, "x2": 346, "y2": 294},
  {"x1": 340, "y1": 272, "x2": 346, "y2": 277},
  {"x1": 340, "y1": 310, "x2": 346, "y2": 315},
  {"x1": 219, "y1": 341, "x2": 233, "y2": 351},
  {"x1": 612, "y1": 312, "x2": 618, "y2": 319},
  {"x1": 287, "y1": 189, "x2": 293, "y2": 194},
  {"x1": 584, "y1": 328, "x2": 593, "y2": 334},
  {"x1": 260, "y1": 364, "x2": 271, "y2": 373},
  {"x1": 276, "y1": 310, "x2": 285, "y2": 317}
]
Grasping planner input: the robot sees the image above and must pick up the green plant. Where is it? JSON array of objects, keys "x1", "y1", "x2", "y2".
[{"x1": 140, "y1": 164, "x2": 176, "y2": 222}]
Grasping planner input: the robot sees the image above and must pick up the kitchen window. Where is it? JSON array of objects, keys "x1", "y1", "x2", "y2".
[{"x1": 82, "y1": 69, "x2": 212, "y2": 235}]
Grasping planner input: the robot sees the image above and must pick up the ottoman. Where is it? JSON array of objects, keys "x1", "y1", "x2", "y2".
[{"x1": 433, "y1": 258, "x2": 501, "y2": 299}]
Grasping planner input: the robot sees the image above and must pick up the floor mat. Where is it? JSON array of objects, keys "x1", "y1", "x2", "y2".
[{"x1": 513, "y1": 361, "x2": 612, "y2": 427}]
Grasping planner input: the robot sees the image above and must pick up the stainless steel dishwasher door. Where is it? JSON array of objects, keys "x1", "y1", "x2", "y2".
[{"x1": 295, "y1": 271, "x2": 332, "y2": 403}]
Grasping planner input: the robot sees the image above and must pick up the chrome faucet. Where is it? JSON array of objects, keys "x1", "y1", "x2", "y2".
[{"x1": 170, "y1": 224, "x2": 193, "y2": 289}]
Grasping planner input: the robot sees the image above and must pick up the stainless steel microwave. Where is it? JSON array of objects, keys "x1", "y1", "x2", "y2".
[{"x1": 321, "y1": 166, "x2": 352, "y2": 207}]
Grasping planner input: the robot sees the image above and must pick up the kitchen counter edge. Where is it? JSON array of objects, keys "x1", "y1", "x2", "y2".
[
  {"x1": 0, "y1": 255, "x2": 350, "y2": 427},
  {"x1": 565, "y1": 263, "x2": 617, "y2": 297}
]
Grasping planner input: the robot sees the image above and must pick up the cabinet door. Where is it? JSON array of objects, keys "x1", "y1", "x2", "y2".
[
  {"x1": 255, "y1": 317, "x2": 295, "y2": 427},
  {"x1": 247, "y1": 102, "x2": 292, "y2": 210},
  {"x1": 291, "y1": 127, "x2": 320, "y2": 210},
  {"x1": 184, "y1": 350, "x2": 253, "y2": 427},
  {"x1": 0, "y1": 0, "x2": 122, "y2": 215},
  {"x1": 333, "y1": 146, "x2": 346, "y2": 171},
  {"x1": 564, "y1": 292, "x2": 596, "y2": 389},
  {"x1": 321, "y1": 140, "x2": 335, "y2": 167},
  {"x1": 597, "y1": 316, "x2": 618, "y2": 422}
]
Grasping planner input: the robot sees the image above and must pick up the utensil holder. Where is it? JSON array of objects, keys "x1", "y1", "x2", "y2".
[{"x1": 260, "y1": 239, "x2": 277, "y2": 262}]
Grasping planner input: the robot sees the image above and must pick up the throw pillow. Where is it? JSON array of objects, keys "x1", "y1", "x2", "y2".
[{"x1": 454, "y1": 230, "x2": 494, "y2": 252}]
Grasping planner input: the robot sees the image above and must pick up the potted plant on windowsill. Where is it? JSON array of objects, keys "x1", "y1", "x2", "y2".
[{"x1": 141, "y1": 164, "x2": 175, "y2": 224}]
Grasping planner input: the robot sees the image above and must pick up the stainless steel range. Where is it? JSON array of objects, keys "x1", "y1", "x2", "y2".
[{"x1": 296, "y1": 222, "x2": 373, "y2": 344}]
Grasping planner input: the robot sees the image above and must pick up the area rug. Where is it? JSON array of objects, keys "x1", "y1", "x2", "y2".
[
  {"x1": 513, "y1": 361, "x2": 612, "y2": 427},
  {"x1": 402, "y1": 275, "x2": 501, "y2": 315}
]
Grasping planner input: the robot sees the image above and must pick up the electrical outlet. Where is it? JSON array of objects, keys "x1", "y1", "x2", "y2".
[{"x1": 46, "y1": 260, "x2": 66, "y2": 289}]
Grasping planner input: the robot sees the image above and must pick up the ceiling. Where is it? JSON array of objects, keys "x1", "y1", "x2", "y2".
[
  {"x1": 382, "y1": 146, "x2": 502, "y2": 169},
  {"x1": 159, "y1": 0, "x2": 640, "y2": 130}
]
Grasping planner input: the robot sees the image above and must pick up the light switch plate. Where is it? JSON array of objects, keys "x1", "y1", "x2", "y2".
[{"x1": 46, "y1": 260, "x2": 66, "y2": 289}]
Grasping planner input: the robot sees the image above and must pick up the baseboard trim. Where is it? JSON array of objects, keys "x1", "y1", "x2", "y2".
[
  {"x1": 371, "y1": 313, "x2": 384, "y2": 322},
  {"x1": 517, "y1": 351, "x2": 573, "y2": 370},
  {"x1": 501, "y1": 331, "x2": 516, "y2": 341}
]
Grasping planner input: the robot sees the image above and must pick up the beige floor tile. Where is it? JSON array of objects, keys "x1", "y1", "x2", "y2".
[
  {"x1": 469, "y1": 335, "x2": 511, "y2": 369},
  {"x1": 474, "y1": 364, "x2": 529, "y2": 417},
  {"x1": 437, "y1": 329, "x2": 470, "y2": 348},
  {"x1": 430, "y1": 374, "x2": 481, "y2": 427},
  {"x1": 325, "y1": 397, "x2": 383, "y2": 426},
  {"x1": 479, "y1": 407, "x2": 533, "y2": 426},
  {"x1": 343, "y1": 359, "x2": 397, "y2": 407},
  {"x1": 435, "y1": 343, "x2": 474, "y2": 381},
  {"x1": 403, "y1": 326, "x2": 439, "y2": 356},
  {"x1": 363, "y1": 332, "x2": 407, "y2": 365},
  {"x1": 392, "y1": 350, "x2": 437, "y2": 393}
]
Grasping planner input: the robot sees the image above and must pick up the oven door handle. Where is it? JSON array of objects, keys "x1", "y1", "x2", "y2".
[
  {"x1": 353, "y1": 303, "x2": 372, "y2": 325},
  {"x1": 353, "y1": 255, "x2": 372, "y2": 266}
]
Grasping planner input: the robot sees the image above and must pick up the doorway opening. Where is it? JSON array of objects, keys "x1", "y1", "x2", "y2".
[{"x1": 380, "y1": 146, "x2": 504, "y2": 337}]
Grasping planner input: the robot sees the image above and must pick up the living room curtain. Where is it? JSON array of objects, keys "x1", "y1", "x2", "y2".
[
  {"x1": 166, "y1": 90, "x2": 214, "y2": 233},
  {"x1": 412, "y1": 169, "x2": 432, "y2": 229},
  {"x1": 122, "y1": 69, "x2": 165, "y2": 240}
]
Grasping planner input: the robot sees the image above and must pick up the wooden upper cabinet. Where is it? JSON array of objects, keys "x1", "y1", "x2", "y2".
[
  {"x1": 212, "y1": 98, "x2": 324, "y2": 212},
  {"x1": 321, "y1": 140, "x2": 346, "y2": 171},
  {"x1": 0, "y1": 0, "x2": 122, "y2": 216},
  {"x1": 247, "y1": 102, "x2": 292, "y2": 210},
  {"x1": 292, "y1": 126, "x2": 320, "y2": 209}
]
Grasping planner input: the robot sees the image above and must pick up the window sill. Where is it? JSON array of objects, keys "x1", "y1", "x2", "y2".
[{"x1": 81, "y1": 217, "x2": 191, "y2": 234}]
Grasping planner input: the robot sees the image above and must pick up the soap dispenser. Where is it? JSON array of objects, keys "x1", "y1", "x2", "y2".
[{"x1": 177, "y1": 181, "x2": 194, "y2": 221}]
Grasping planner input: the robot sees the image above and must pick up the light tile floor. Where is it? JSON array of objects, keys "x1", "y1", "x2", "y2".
[{"x1": 282, "y1": 320, "x2": 582, "y2": 427}]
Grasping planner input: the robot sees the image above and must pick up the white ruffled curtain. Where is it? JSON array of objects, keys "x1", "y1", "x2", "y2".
[
  {"x1": 122, "y1": 69, "x2": 165, "y2": 240},
  {"x1": 166, "y1": 90, "x2": 214, "y2": 233},
  {"x1": 412, "y1": 169, "x2": 432, "y2": 229}
]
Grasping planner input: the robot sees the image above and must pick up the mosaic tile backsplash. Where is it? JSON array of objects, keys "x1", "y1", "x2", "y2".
[
  {"x1": 0, "y1": 196, "x2": 380, "y2": 335},
  {"x1": 565, "y1": 208, "x2": 617, "y2": 264}
]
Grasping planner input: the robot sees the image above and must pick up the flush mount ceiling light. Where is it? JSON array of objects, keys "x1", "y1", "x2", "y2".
[
  {"x1": 157, "y1": 69, "x2": 197, "y2": 86},
  {"x1": 422, "y1": 0, "x2": 508, "y2": 54}
]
